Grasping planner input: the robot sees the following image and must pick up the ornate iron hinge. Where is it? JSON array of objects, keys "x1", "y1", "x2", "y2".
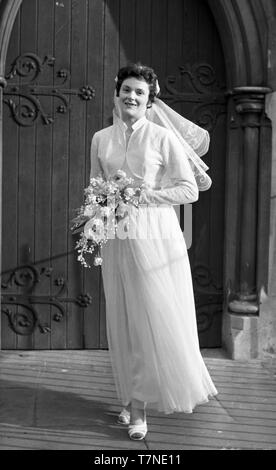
[
  {"x1": 192, "y1": 264, "x2": 224, "y2": 332},
  {"x1": 161, "y1": 63, "x2": 227, "y2": 132},
  {"x1": 1, "y1": 263, "x2": 92, "y2": 335},
  {"x1": 3, "y1": 53, "x2": 95, "y2": 127}
]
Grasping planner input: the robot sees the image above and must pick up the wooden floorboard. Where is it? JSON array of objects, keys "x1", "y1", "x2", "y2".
[{"x1": 0, "y1": 350, "x2": 276, "y2": 450}]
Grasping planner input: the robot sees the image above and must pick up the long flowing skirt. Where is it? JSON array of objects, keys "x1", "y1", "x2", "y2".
[{"x1": 101, "y1": 203, "x2": 218, "y2": 414}]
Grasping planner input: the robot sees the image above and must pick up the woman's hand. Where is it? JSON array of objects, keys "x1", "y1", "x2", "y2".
[{"x1": 123, "y1": 186, "x2": 142, "y2": 207}]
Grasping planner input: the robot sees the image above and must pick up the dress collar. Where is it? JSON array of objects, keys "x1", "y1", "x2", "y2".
[
  {"x1": 131, "y1": 116, "x2": 147, "y2": 131},
  {"x1": 113, "y1": 111, "x2": 147, "y2": 133}
]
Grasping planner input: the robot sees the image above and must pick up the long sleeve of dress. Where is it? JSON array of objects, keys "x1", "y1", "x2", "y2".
[
  {"x1": 139, "y1": 130, "x2": 199, "y2": 205},
  {"x1": 89, "y1": 132, "x2": 103, "y2": 180}
]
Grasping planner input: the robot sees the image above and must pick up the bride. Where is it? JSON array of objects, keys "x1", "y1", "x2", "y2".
[{"x1": 89, "y1": 63, "x2": 217, "y2": 440}]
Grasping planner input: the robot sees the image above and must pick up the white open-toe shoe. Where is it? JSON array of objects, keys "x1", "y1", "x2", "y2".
[
  {"x1": 128, "y1": 420, "x2": 148, "y2": 440},
  {"x1": 117, "y1": 408, "x2": 131, "y2": 425}
]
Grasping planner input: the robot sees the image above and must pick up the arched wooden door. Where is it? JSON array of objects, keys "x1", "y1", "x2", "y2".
[{"x1": 1, "y1": 0, "x2": 226, "y2": 349}]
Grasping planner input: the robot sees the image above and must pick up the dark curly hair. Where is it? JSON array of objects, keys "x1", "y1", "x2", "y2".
[{"x1": 115, "y1": 63, "x2": 159, "y2": 104}]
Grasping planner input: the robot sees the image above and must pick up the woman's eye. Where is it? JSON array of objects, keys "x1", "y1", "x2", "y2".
[{"x1": 121, "y1": 87, "x2": 145, "y2": 95}]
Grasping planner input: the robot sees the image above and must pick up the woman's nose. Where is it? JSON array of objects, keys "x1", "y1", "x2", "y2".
[{"x1": 128, "y1": 90, "x2": 136, "y2": 99}]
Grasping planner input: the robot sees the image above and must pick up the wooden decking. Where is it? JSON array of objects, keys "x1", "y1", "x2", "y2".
[{"x1": 0, "y1": 350, "x2": 276, "y2": 450}]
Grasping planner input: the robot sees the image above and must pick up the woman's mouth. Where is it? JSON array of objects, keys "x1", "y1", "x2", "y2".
[{"x1": 124, "y1": 101, "x2": 137, "y2": 108}]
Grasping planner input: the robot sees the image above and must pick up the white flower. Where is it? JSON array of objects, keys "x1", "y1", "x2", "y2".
[
  {"x1": 94, "y1": 256, "x2": 103, "y2": 266},
  {"x1": 115, "y1": 170, "x2": 127, "y2": 179},
  {"x1": 86, "y1": 194, "x2": 97, "y2": 204},
  {"x1": 103, "y1": 181, "x2": 117, "y2": 195},
  {"x1": 84, "y1": 218, "x2": 105, "y2": 242},
  {"x1": 83, "y1": 205, "x2": 96, "y2": 217},
  {"x1": 90, "y1": 174, "x2": 104, "y2": 185},
  {"x1": 100, "y1": 206, "x2": 113, "y2": 217},
  {"x1": 124, "y1": 187, "x2": 136, "y2": 198}
]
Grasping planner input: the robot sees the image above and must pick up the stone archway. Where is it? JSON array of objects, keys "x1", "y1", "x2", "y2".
[
  {"x1": 0, "y1": 0, "x2": 273, "y2": 356},
  {"x1": 205, "y1": 1, "x2": 274, "y2": 358},
  {"x1": 0, "y1": 1, "x2": 22, "y2": 81},
  {"x1": 207, "y1": 0, "x2": 267, "y2": 87}
]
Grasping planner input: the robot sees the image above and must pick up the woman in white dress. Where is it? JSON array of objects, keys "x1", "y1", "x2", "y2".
[{"x1": 89, "y1": 63, "x2": 217, "y2": 440}]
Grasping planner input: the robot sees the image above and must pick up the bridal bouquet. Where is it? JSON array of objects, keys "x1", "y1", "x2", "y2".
[{"x1": 71, "y1": 170, "x2": 141, "y2": 268}]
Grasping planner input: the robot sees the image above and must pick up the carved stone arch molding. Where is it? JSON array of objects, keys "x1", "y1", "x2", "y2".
[
  {"x1": 0, "y1": 0, "x2": 22, "y2": 86},
  {"x1": 207, "y1": 0, "x2": 267, "y2": 87}
]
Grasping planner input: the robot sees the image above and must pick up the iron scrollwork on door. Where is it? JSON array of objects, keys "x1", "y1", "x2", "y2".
[
  {"x1": 192, "y1": 264, "x2": 223, "y2": 333},
  {"x1": 3, "y1": 53, "x2": 95, "y2": 127},
  {"x1": 162, "y1": 63, "x2": 226, "y2": 132},
  {"x1": 1, "y1": 263, "x2": 92, "y2": 336}
]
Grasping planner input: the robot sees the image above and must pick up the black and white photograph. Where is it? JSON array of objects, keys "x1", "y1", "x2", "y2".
[{"x1": 0, "y1": 0, "x2": 276, "y2": 454}]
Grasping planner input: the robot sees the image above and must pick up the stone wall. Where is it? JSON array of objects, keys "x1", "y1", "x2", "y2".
[
  {"x1": 259, "y1": 89, "x2": 276, "y2": 358},
  {"x1": 257, "y1": 8, "x2": 276, "y2": 359},
  {"x1": 254, "y1": 0, "x2": 276, "y2": 358}
]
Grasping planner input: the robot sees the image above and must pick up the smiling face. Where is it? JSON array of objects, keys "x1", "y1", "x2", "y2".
[{"x1": 117, "y1": 77, "x2": 150, "y2": 125}]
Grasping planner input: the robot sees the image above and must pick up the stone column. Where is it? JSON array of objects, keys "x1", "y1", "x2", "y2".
[
  {"x1": 229, "y1": 87, "x2": 271, "y2": 315},
  {"x1": 223, "y1": 87, "x2": 272, "y2": 359}
]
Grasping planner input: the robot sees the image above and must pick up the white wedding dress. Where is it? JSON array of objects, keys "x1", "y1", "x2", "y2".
[{"x1": 90, "y1": 113, "x2": 218, "y2": 414}]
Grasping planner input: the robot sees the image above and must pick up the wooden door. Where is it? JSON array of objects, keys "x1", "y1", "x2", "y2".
[{"x1": 1, "y1": 0, "x2": 226, "y2": 349}]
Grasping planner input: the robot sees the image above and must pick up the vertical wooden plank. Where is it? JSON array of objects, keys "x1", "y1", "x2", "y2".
[
  {"x1": 67, "y1": 0, "x2": 88, "y2": 349},
  {"x1": 33, "y1": 0, "x2": 54, "y2": 350},
  {"x1": 180, "y1": 0, "x2": 199, "y2": 120},
  {"x1": 206, "y1": 0, "x2": 226, "y2": 292},
  {"x1": 51, "y1": 0, "x2": 71, "y2": 349},
  {"x1": 182, "y1": 0, "x2": 199, "y2": 64},
  {"x1": 86, "y1": 0, "x2": 105, "y2": 133},
  {"x1": 166, "y1": 0, "x2": 187, "y2": 261},
  {"x1": 184, "y1": 0, "x2": 201, "y2": 271},
  {"x1": 1, "y1": 9, "x2": 21, "y2": 349},
  {"x1": 194, "y1": 0, "x2": 214, "y2": 344},
  {"x1": 211, "y1": 1, "x2": 226, "y2": 91},
  {"x1": 119, "y1": 0, "x2": 136, "y2": 66},
  {"x1": 17, "y1": 0, "x2": 38, "y2": 350},
  {"x1": 199, "y1": 0, "x2": 226, "y2": 346},
  {"x1": 151, "y1": 0, "x2": 167, "y2": 86},
  {"x1": 135, "y1": 0, "x2": 152, "y2": 65},
  {"x1": 184, "y1": 1, "x2": 207, "y2": 268},
  {"x1": 84, "y1": 0, "x2": 106, "y2": 349},
  {"x1": 209, "y1": 118, "x2": 226, "y2": 274},
  {"x1": 167, "y1": 0, "x2": 184, "y2": 118},
  {"x1": 210, "y1": 31, "x2": 227, "y2": 309},
  {"x1": 103, "y1": 0, "x2": 120, "y2": 128},
  {"x1": 167, "y1": 0, "x2": 183, "y2": 69},
  {"x1": 199, "y1": 119, "x2": 225, "y2": 348}
]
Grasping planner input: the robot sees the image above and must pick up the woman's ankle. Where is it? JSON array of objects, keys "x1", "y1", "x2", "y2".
[
  {"x1": 131, "y1": 399, "x2": 146, "y2": 410},
  {"x1": 130, "y1": 400, "x2": 146, "y2": 424}
]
